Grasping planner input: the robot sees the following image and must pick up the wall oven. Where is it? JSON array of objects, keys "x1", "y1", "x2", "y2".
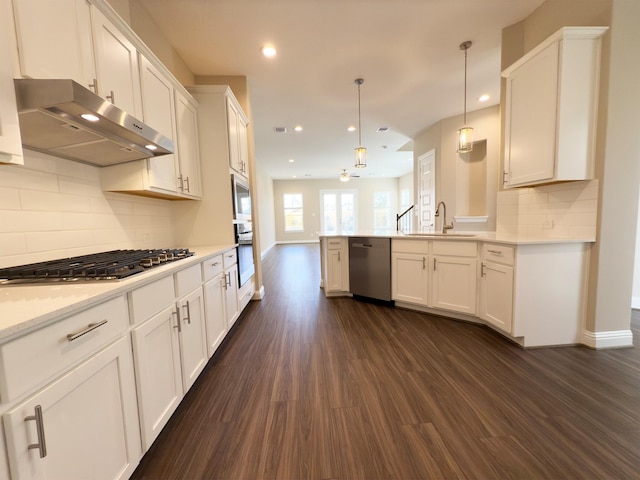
[{"x1": 231, "y1": 174, "x2": 254, "y2": 287}]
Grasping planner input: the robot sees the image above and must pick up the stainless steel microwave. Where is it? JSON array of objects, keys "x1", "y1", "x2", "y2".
[{"x1": 231, "y1": 174, "x2": 251, "y2": 222}]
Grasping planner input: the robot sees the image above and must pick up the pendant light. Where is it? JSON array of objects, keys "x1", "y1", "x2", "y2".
[
  {"x1": 457, "y1": 41, "x2": 474, "y2": 154},
  {"x1": 354, "y1": 78, "x2": 367, "y2": 168}
]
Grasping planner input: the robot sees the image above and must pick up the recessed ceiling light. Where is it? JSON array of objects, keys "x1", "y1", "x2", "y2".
[
  {"x1": 288, "y1": 159, "x2": 295, "y2": 163},
  {"x1": 81, "y1": 113, "x2": 100, "y2": 122},
  {"x1": 262, "y1": 45, "x2": 277, "y2": 58},
  {"x1": 479, "y1": 94, "x2": 490, "y2": 102},
  {"x1": 347, "y1": 126, "x2": 356, "y2": 132},
  {"x1": 294, "y1": 125, "x2": 303, "y2": 132},
  {"x1": 292, "y1": 175, "x2": 297, "y2": 178}
]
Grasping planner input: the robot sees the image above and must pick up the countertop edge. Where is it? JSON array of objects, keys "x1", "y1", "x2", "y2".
[{"x1": 0, "y1": 244, "x2": 236, "y2": 341}]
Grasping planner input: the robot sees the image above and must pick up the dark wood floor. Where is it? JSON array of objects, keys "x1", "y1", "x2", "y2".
[{"x1": 131, "y1": 243, "x2": 640, "y2": 480}]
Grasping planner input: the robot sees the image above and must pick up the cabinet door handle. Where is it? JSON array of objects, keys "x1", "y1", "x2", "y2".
[
  {"x1": 106, "y1": 90, "x2": 115, "y2": 103},
  {"x1": 66, "y1": 319, "x2": 108, "y2": 341},
  {"x1": 177, "y1": 175, "x2": 184, "y2": 192},
  {"x1": 503, "y1": 171, "x2": 509, "y2": 184},
  {"x1": 487, "y1": 249, "x2": 502, "y2": 255},
  {"x1": 184, "y1": 176, "x2": 190, "y2": 193},
  {"x1": 338, "y1": 251, "x2": 341, "y2": 262},
  {"x1": 422, "y1": 257, "x2": 426, "y2": 270},
  {"x1": 88, "y1": 78, "x2": 98, "y2": 94},
  {"x1": 25, "y1": 405, "x2": 47, "y2": 458},
  {"x1": 481, "y1": 262, "x2": 486, "y2": 277},
  {"x1": 183, "y1": 301, "x2": 191, "y2": 324},
  {"x1": 172, "y1": 310, "x2": 181, "y2": 332},
  {"x1": 225, "y1": 271, "x2": 231, "y2": 287},
  {"x1": 433, "y1": 258, "x2": 437, "y2": 271}
]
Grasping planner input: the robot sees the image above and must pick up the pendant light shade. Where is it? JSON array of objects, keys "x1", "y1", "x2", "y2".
[
  {"x1": 457, "y1": 41, "x2": 474, "y2": 154},
  {"x1": 354, "y1": 78, "x2": 367, "y2": 168}
]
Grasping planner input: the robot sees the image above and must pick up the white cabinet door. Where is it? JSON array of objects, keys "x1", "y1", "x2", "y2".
[
  {"x1": 11, "y1": 0, "x2": 95, "y2": 87},
  {"x1": 326, "y1": 249, "x2": 346, "y2": 293},
  {"x1": 504, "y1": 41, "x2": 558, "y2": 187},
  {"x1": 480, "y1": 261, "x2": 514, "y2": 333},
  {"x1": 392, "y1": 252, "x2": 429, "y2": 306},
  {"x1": 3, "y1": 337, "x2": 141, "y2": 480},
  {"x1": 139, "y1": 55, "x2": 178, "y2": 193},
  {"x1": 175, "y1": 91, "x2": 202, "y2": 198},
  {"x1": 226, "y1": 96, "x2": 249, "y2": 177},
  {"x1": 224, "y1": 264, "x2": 240, "y2": 328},
  {"x1": 431, "y1": 256, "x2": 477, "y2": 315},
  {"x1": 203, "y1": 274, "x2": 228, "y2": 357},
  {"x1": 177, "y1": 288, "x2": 208, "y2": 392},
  {"x1": 91, "y1": 7, "x2": 142, "y2": 117},
  {"x1": 131, "y1": 305, "x2": 183, "y2": 451},
  {"x1": 0, "y1": 1, "x2": 23, "y2": 165}
]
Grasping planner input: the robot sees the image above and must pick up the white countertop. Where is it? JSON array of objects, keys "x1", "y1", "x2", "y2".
[
  {"x1": 0, "y1": 244, "x2": 235, "y2": 341},
  {"x1": 317, "y1": 229, "x2": 596, "y2": 245}
]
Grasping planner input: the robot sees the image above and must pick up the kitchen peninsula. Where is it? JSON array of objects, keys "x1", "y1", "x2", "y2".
[{"x1": 319, "y1": 230, "x2": 594, "y2": 348}]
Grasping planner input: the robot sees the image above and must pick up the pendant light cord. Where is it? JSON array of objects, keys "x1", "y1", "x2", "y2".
[
  {"x1": 463, "y1": 46, "x2": 467, "y2": 125},
  {"x1": 357, "y1": 80, "x2": 363, "y2": 146}
]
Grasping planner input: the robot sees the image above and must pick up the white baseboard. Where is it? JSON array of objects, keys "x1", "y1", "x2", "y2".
[
  {"x1": 260, "y1": 242, "x2": 275, "y2": 260},
  {"x1": 252, "y1": 285, "x2": 265, "y2": 300},
  {"x1": 275, "y1": 240, "x2": 320, "y2": 245},
  {"x1": 582, "y1": 329, "x2": 634, "y2": 349},
  {"x1": 632, "y1": 296, "x2": 640, "y2": 309}
]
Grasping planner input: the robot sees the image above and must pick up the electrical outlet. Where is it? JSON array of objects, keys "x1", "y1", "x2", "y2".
[{"x1": 542, "y1": 219, "x2": 554, "y2": 229}]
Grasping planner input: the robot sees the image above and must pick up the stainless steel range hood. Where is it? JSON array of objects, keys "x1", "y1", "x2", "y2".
[{"x1": 14, "y1": 79, "x2": 174, "y2": 166}]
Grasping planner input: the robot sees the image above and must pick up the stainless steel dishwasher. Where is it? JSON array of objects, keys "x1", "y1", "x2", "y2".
[{"x1": 348, "y1": 237, "x2": 392, "y2": 302}]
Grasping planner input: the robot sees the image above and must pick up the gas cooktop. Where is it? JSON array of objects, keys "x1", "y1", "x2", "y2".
[{"x1": 0, "y1": 248, "x2": 194, "y2": 285}]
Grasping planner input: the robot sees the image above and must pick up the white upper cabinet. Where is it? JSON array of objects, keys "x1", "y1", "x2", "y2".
[
  {"x1": 90, "y1": 6, "x2": 142, "y2": 117},
  {"x1": 11, "y1": 0, "x2": 96, "y2": 88},
  {"x1": 174, "y1": 91, "x2": 202, "y2": 198},
  {"x1": 502, "y1": 27, "x2": 608, "y2": 188},
  {"x1": 0, "y1": 2, "x2": 22, "y2": 164},
  {"x1": 227, "y1": 95, "x2": 249, "y2": 178},
  {"x1": 139, "y1": 55, "x2": 179, "y2": 193}
]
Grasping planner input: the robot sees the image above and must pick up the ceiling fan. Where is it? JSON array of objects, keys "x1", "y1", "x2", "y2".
[{"x1": 339, "y1": 169, "x2": 360, "y2": 182}]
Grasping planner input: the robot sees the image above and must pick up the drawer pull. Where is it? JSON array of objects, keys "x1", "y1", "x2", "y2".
[
  {"x1": 211, "y1": 261, "x2": 221, "y2": 266},
  {"x1": 66, "y1": 319, "x2": 108, "y2": 341},
  {"x1": 487, "y1": 249, "x2": 503, "y2": 255},
  {"x1": 25, "y1": 405, "x2": 47, "y2": 458}
]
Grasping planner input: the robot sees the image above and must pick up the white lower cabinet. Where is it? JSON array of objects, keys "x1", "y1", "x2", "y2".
[
  {"x1": 3, "y1": 336, "x2": 141, "y2": 480},
  {"x1": 131, "y1": 305, "x2": 182, "y2": 451},
  {"x1": 479, "y1": 244, "x2": 515, "y2": 333},
  {"x1": 391, "y1": 239, "x2": 429, "y2": 306},
  {"x1": 431, "y1": 242, "x2": 477, "y2": 315},
  {"x1": 176, "y1": 286, "x2": 207, "y2": 391},
  {"x1": 203, "y1": 273, "x2": 228, "y2": 356},
  {"x1": 224, "y1": 263, "x2": 240, "y2": 329},
  {"x1": 321, "y1": 238, "x2": 349, "y2": 295}
]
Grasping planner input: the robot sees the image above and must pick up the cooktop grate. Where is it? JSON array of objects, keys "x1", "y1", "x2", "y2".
[{"x1": 0, "y1": 248, "x2": 194, "y2": 284}]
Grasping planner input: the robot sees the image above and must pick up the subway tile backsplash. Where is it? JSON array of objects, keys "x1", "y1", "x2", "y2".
[
  {"x1": 496, "y1": 180, "x2": 598, "y2": 239},
  {"x1": 0, "y1": 151, "x2": 176, "y2": 268}
]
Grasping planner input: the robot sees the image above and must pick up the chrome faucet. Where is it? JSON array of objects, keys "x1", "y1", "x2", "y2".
[{"x1": 435, "y1": 201, "x2": 454, "y2": 234}]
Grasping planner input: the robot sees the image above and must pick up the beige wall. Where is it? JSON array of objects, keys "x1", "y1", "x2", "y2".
[
  {"x1": 413, "y1": 105, "x2": 500, "y2": 232},
  {"x1": 503, "y1": 0, "x2": 640, "y2": 336},
  {"x1": 273, "y1": 178, "x2": 401, "y2": 243}
]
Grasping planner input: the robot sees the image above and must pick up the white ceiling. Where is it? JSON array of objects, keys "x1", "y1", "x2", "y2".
[{"x1": 133, "y1": 0, "x2": 544, "y2": 181}]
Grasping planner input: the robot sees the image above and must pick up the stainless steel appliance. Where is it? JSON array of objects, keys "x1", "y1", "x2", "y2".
[
  {"x1": 0, "y1": 248, "x2": 193, "y2": 285},
  {"x1": 235, "y1": 222, "x2": 254, "y2": 287},
  {"x1": 14, "y1": 79, "x2": 174, "y2": 166},
  {"x1": 348, "y1": 237, "x2": 392, "y2": 302},
  {"x1": 231, "y1": 174, "x2": 251, "y2": 222}
]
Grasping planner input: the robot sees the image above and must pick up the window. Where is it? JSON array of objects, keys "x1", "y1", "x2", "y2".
[
  {"x1": 283, "y1": 193, "x2": 304, "y2": 232},
  {"x1": 373, "y1": 191, "x2": 392, "y2": 229}
]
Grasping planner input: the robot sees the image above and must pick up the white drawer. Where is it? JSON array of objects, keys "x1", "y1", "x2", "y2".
[
  {"x1": 482, "y1": 243, "x2": 515, "y2": 266},
  {"x1": 432, "y1": 240, "x2": 477, "y2": 257},
  {"x1": 392, "y1": 239, "x2": 429, "y2": 254},
  {"x1": 202, "y1": 254, "x2": 224, "y2": 281},
  {"x1": 223, "y1": 249, "x2": 238, "y2": 269},
  {"x1": 129, "y1": 275, "x2": 175, "y2": 324},
  {"x1": 0, "y1": 296, "x2": 128, "y2": 402},
  {"x1": 326, "y1": 238, "x2": 344, "y2": 250},
  {"x1": 175, "y1": 263, "x2": 202, "y2": 298}
]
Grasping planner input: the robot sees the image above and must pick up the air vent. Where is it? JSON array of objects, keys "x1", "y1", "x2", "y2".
[
  {"x1": 273, "y1": 127, "x2": 287, "y2": 133},
  {"x1": 377, "y1": 126, "x2": 390, "y2": 133}
]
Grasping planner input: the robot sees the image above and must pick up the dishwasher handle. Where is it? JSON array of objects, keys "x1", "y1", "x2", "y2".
[{"x1": 351, "y1": 242, "x2": 373, "y2": 248}]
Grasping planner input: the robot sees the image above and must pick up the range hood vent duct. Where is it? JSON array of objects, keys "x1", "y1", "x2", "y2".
[{"x1": 14, "y1": 79, "x2": 174, "y2": 166}]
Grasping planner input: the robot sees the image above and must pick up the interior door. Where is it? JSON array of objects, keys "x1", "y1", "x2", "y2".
[
  {"x1": 320, "y1": 189, "x2": 357, "y2": 234},
  {"x1": 418, "y1": 149, "x2": 435, "y2": 231}
]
